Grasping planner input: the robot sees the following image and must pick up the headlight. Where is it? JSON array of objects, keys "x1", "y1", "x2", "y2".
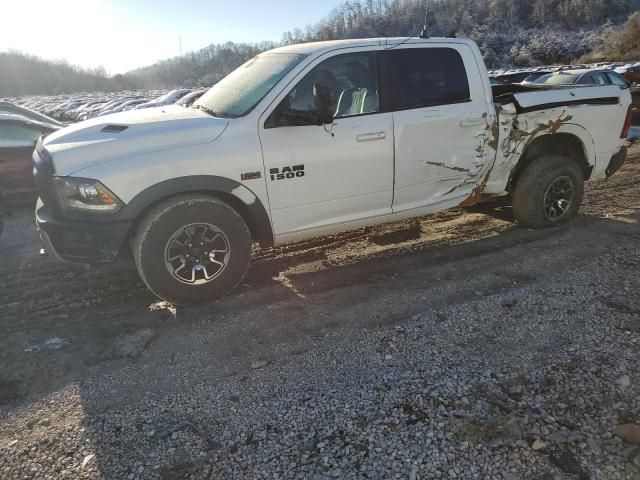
[{"x1": 54, "y1": 177, "x2": 123, "y2": 213}]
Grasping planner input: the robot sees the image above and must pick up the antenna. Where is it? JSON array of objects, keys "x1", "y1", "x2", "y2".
[{"x1": 419, "y1": 0, "x2": 430, "y2": 39}]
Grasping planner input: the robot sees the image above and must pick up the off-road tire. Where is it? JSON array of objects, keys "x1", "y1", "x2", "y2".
[
  {"x1": 133, "y1": 195, "x2": 252, "y2": 305},
  {"x1": 512, "y1": 154, "x2": 584, "y2": 229}
]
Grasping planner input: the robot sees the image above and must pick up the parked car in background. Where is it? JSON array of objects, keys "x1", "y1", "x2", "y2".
[
  {"x1": 97, "y1": 98, "x2": 145, "y2": 117},
  {"x1": 616, "y1": 64, "x2": 640, "y2": 84},
  {"x1": 175, "y1": 89, "x2": 208, "y2": 107},
  {"x1": 533, "y1": 69, "x2": 630, "y2": 87},
  {"x1": 113, "y1": 98, "x2": 150, "y2": 112},
  {"x1": 0, "y1": 102, "x2": 64, "y2": 127},
  {"x1": 520, "y1": 70, "x2": 553, "y2": 84},
  {"x1": 65, "y1": 100, "x2": 107, "y2": 121},
  {"x1": 53, "y1": 101, "x2": 85, "y2": 120},
  {"x1": 1, "y1": 114, "x2": 59, "y2": 205},
  {"x1": 134, "y1": 89, "x2": 192, "y2": 109},
  {"x1": 489, "y1": 68, "x2": 557, "y2": 85},
  {"x1": 494, "y1": 70, "x2": 536, "y2": 84}
]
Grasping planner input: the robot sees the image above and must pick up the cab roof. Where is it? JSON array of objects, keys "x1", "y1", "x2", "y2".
[{"x1": 264, "y1": 37, "x2": 476, "y2": 56}]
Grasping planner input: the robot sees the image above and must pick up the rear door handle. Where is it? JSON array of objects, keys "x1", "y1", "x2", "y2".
[
  {"x1": 460, "y1": 113, "x2": 487, "y2": 127},
  {"x1": 357, "y1": 131, "x2": 386, "y2": 142}
]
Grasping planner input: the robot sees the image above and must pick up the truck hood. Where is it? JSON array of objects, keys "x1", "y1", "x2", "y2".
[{"x1": 44, "y1": 105, "x2": 229, "y2": 175}]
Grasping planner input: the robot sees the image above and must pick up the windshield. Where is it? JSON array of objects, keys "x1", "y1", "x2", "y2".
[
  {"x1": 535, "y1": 73, "x2": 581, "y2": 85},
  {"x1": 194, "y1": 53, "x2": 307, "y2": 118}
]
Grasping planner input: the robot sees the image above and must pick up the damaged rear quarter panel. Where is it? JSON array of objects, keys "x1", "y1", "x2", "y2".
[{"x1": 481, "y1": 105, "x2": 597, "y2": 195}]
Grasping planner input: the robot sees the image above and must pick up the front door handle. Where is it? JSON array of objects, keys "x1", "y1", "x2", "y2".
[
  {"x1": 357, "y1": 131, "x2": 386, "y2": 142},
  {"x1": 460, "y1": 113, "x2": 487, "y2": 127}
]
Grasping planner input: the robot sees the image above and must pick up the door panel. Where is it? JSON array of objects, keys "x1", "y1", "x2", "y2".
[
  {"x1": 392, "y1": 105, "x2": 489, "y2": 210},
  {"x1": 259, "y1": 50, "x2": 394, "y2": 237},
  {"x1": 260, "y1": 114, "x2": 394, "y2": 235},
  {"x1": 386, "y1": 46, "x2": 494, "y2": 212}
]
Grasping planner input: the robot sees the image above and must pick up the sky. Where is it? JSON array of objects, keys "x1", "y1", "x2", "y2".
[{"x1": 0, "y1": 0, "x2": 345, "y2": 74}]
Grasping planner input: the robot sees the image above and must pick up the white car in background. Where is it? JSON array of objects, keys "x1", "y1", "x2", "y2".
[{"x1": 0, "y1": 102, "x2": 63, "y2": 127}]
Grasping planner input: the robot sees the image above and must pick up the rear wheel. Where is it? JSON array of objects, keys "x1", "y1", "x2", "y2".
[
  {"x1": 133, "y1": 195, "x2": 252, "y2": 305},
  {"x1": 512, "y1": 154, "x2": 584, "y2": 229}
]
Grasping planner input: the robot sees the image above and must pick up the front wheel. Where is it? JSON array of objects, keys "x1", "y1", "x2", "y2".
[
  {"x1": 512, "y1": 154, "x2": 584, "y2": 229},
  {"x1": 133, "y1": 195, "x2": 252, "y2": 305}
]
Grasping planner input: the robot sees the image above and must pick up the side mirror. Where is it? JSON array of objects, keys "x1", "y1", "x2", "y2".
[
  {"x1": 313, "y1": 82, "x2": 334, "y2": 125},
  {"x1": 265, "y1": 98, "x2": 322, "y2": 129}
]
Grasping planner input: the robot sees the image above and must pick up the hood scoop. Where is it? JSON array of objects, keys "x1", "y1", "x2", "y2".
[{"x1": 101, "y1": 124, "x2": 128, "y2": 133}]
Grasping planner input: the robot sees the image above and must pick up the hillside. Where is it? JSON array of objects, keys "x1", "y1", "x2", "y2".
[
  {"x1": 283, "y1": 0, "x2": 637, "y2": 68},
  {"x1": 582, "y1": 11, "x2": 640, "y2": 62},
  {"x1": 125, "y1": 41, "x2": 277, "y2": 91},
  {"x1": 1, "y1": 0, "x2": 639, "y2": 96},
  {"x1": 0, "y1": 51, "x2": 136, "y2": 97},
  {"x1": 129, "y1": 0, "x2": 640, "y2": 88}
]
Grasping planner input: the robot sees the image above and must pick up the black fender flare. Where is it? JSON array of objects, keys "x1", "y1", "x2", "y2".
[{"x1": 120, "y1": 176, "x2": 274, "y2": 247}]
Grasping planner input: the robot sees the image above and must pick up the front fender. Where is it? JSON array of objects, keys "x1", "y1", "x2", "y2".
[{"x1": 121, "y1": 176, "x2": 274, "y2": 247}]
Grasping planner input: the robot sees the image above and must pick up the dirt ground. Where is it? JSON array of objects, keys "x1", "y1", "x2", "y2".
[{"x1": 0, "y1": 147, "x2": 639, "y2": 479}]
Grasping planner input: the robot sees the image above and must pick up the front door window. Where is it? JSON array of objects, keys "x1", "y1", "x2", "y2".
[{"x1": 267, "y1": 52, "x2": 380, "y2": 128}]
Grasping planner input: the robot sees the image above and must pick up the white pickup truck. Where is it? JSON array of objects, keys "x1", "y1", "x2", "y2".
[{"x1": 34, "y1": 38, "x2": 632, "y2": 305}]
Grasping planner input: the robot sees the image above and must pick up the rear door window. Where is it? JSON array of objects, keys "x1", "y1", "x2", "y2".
[{"x1": 385, "y1": 48, "x2": 470, "y2": 110}]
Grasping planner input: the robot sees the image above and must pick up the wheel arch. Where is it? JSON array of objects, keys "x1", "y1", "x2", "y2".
[
  {"x1": 121, "y1": 176, "x2": 274, "y2": 248},
  {"x1": 510, "y1": 129, "x2": 595, "y2": 189}
]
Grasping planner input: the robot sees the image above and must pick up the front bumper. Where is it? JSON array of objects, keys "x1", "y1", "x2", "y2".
[
  {"x1": 606, "y1": 147, "x2": 627, "y2": 178},
  {"x1": 33, "y1": 139, "x2": 131, "y2": 263},
  {"x1": 36, "y1": 198, "x2": 131, "y2": 263}
]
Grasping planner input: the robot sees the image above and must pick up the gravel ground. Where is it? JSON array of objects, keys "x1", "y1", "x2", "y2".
[{"x1": 0, "y1": 148, "x2": 639, "y2": 479}]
